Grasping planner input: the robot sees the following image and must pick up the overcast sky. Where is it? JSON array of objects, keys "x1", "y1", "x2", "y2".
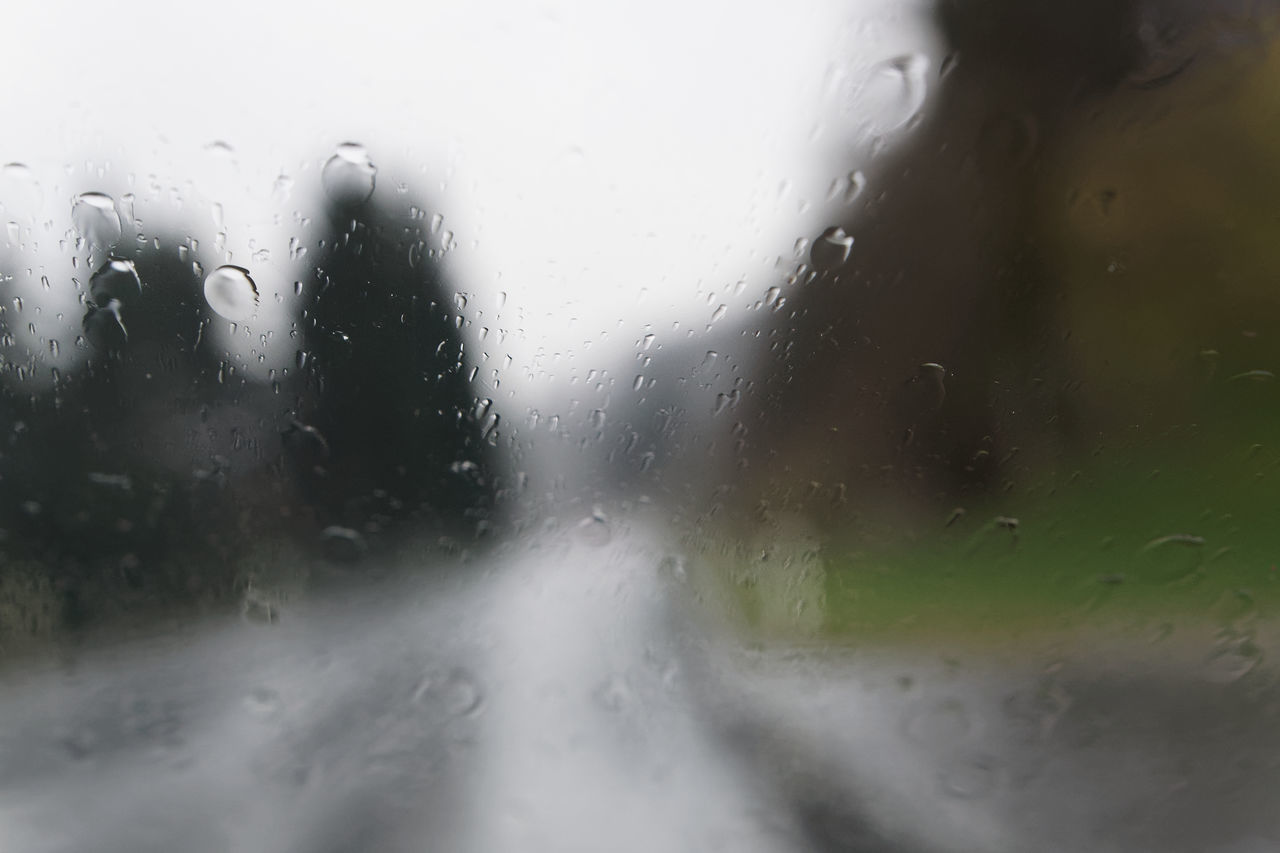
[{"x1": 0, "y1": 0, "x2": 935, "y2": 403}]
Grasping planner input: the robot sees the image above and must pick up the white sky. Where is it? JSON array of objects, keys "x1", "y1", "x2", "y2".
[{"x1": 0, "y1": 0, "x2": 936, "y2": 403}]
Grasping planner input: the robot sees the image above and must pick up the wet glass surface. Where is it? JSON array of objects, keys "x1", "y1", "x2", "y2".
[{"x1": 4, "y1": 1, "x2": 1280, "y2": 850}]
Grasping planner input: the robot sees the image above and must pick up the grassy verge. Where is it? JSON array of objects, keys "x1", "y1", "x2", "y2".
[{"x1": 819, "y1": 419, "x2": 1280, "y2": 644}]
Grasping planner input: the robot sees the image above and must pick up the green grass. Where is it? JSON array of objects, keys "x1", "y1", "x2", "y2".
[{"x1": 814, "y1": 405, "x2": 1280, "y2": 643}]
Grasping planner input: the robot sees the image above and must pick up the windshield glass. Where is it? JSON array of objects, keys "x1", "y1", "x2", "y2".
[{"x1": 3, "y1": 2, "x2": 1280, "y2": 851}]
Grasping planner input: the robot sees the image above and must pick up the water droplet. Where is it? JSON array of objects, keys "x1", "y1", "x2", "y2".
[
  {"x1": 659, "y1": 554, "x2": 689, "y2": 583},
  {"x1": 855, "y1": 54, "x2": 929, "y2": 134},
  {"x1": 811, "y1": 226, "x2": 854, "y2": 271},
  {"x1": 1142, "y1": 533, "x2": 1205, "y2": 551},
  {"x1": 1137, "y1": 533, "x2": 1204, "y2": 583},
  {"x1": 1003, "y1": 681, "x2": 1071, "y2": 742},
  {"x1": 441, "y1": 669, "x2": 484, "y2": 716},
  {"x1": 89, "y1": 258, "x2": 141, "y2": 304},
  {"x1": 82, "y1": 299, "x2": 128, "y2": 349},
  {"x1": 282, "y1": 424, "x2": 329, "y2": 481},
  {"x1": 71, "y1": 192, "x2": 121, "y2": 251},
  {"x1": 940, "y1": 755, "x2": 1000, "y2": 799},
  {"x1": 915, "y1": 362, "x2": 947, "y2": 408},
  {"x1": 87, "y1": 472, "x2": 132, "y2": 490},
  {"x1": 204, "y1": 139, "x2": 235, "y2": 157},
  {"x1": 203, "y1": 265, "x2": 259, "y2": 321},
  {"x1": 1129, "y1": 19, "x2": 1198, "y2": 89},
  {"x1": 272, "y1": 173, "x2": 294, "y2": 203},
  {"x1": 575, "y1": 509, "x2": 612, "y2": 547},
  {"x1": 1205, "y1": 637, "x2": 1263, "y2": 684},
  {"x1": 0, "y1": 163, "x2": 43, "y2": 217},
  {"x1": 993, "y1": 516, "x2": 1019, "y2": 534},
  {"x1": 1228, "y1": 369, "x2": 1275, "y2": 383},
  {"x1": 414, "y1": 668, "x2": 484, "y2": 717},
  {"x1": 481, "y1": 411, "x2": 501, "y2": 444},
  {"x1": 845, "y1": 170, "x2": 867, "y2": 204},
  {"x1": 321, "y1": 143, "x2": 377, "y2": 203},
  {"x1": 320, "y1": 525, "x2": 367, "y2": 562}
]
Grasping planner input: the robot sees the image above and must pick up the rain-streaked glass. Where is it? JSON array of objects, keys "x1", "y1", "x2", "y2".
[{"x1": 2, "y1": 1, "x2": 1279, "y2": 851}]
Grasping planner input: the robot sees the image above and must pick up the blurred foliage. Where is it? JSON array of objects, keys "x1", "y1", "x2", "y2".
[
  {"x1": 0, "y1": 188, "x2": 498, "y2": 651},
  {"x1": 1046, "y1": 23, "x2": 1280, "y2": 429},
  {"x1": 817, "y1": 417, "x2": 1280, "y2": 643},
  {"x1": 789, "y1": 20, "x2": 1280, "y2": 643}
]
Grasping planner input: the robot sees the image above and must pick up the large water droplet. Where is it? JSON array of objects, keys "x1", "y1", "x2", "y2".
[
  {"x1": 811, "y1": 226, "x2": 854, "y2": 271},
  {"x1": 71, "y1": 192, "x2": 121, "y2": 251},
  {"x1": 321, "y1": 525, "x2": 368, "y2": 562},
  {"x1": 1138, "y1": 533, "x2": 1205, "y2": 583},
  {"x1": 82, "y1": 299, "x2": 128, "y2": 350},
  {"x1": 1129, "y1": 15, "x2": 1199, "y2": 90},
  {"x1": 203, "y1": 265, "x2": 259, "y2": 321},
  {"x1": 854, "y1": 54, "x2": 929, "y2": 134},
  {"x1": 321, "y1": 143, "x2": 377, "y2": 203},
  {"x1": 89, "y1": 258, "x2": 142, "y2": 305},
  {"x1": 440, "y1": 669, "x2": 484, "y2": 717},
  {"x1": 413, "y1": 667, "x2": 484, "y2": 717},
  {"x1": 1204, "y1": 637, "x2": 1262, "y2": 684}
]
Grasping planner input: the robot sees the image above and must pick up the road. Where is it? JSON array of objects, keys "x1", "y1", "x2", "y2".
[{"x1": 2, "y1": 521, "x2": 1277, "y2": 852}]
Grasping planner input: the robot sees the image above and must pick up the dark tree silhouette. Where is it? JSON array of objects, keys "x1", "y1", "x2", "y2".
[
  {"x1": 293, "y1": 189, "x2": 499, "y2": 537},
  {"x1": 731, "y1": 0, "x2": 1264, "y2": 519},
  {"x1": 0, "y1": 176, "x2": 499, "y2": 637}
]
